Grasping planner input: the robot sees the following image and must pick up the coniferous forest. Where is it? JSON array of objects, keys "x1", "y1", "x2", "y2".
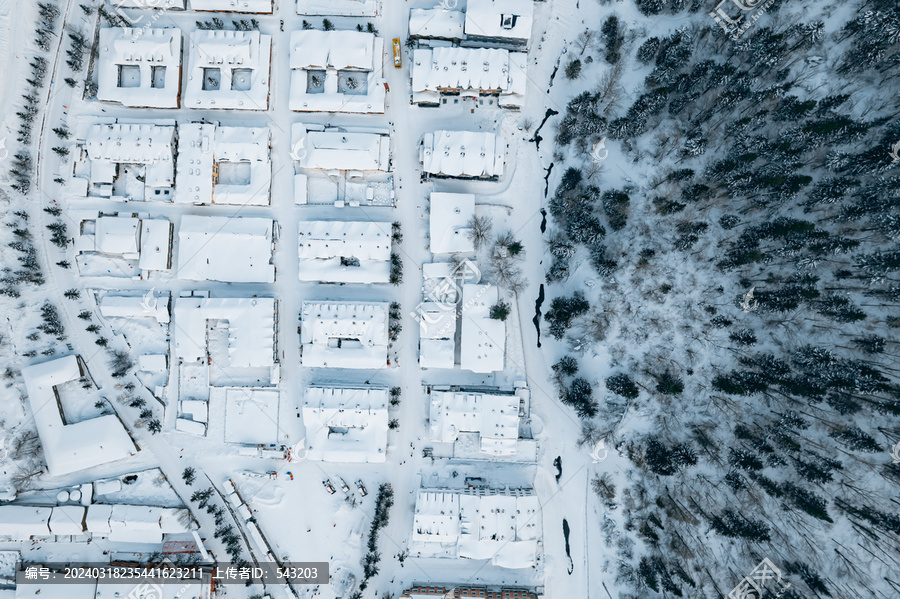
[{"x1": 544, "y1": 0, "x2": 900, "y2": 596}]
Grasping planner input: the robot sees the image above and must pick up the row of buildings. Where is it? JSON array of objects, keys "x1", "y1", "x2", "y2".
[
  {"x1": 113, "y1": 0, "x2": 532, "y2": 29},
  {"x1": 100, "y1": 1, "x2": 532, "y2": 112},
  {"x1": 71, "y1": 122, "x2": 502, "y2": 211}
]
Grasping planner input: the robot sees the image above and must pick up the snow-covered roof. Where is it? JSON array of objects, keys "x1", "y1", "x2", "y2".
[
  {"x1": 15, "y1": 584, "x2": 95, "y2": 599},
  {"x1": 95, "y1": 581, "x2": 210, "y2": 599},
  {"x1": 411, "y1": 488, "x2": 540, "y2": 567},
  {"x1": 290, "y1": 29, "x2": 376, "y2": 71},
  {"x1": 176, "y1": 215, "x2": 275, "y2": 282},
  {"x1": 107, "y1": 505, "x2": 180, "y2": 544},
  {"x1": 97, "y1": 27, "x2": 182, "y2": 109},
  {"x1": 418, "y1": 302, "x2": 457, "y2": 341},
  {"x1": 298, "y1": 220, "x2": 391, "y2": 283},
  {"x1": 181, "y1": 399, "x2": 208, "y2": 423},
  {"x1": 297, "y1": 0, "x2": 377, "y2": 16},
  {"x1": 289, "y1": 30, "x2": 385, "y2": 113},
  {"x1": 174, "y1": 123, "x2": 214, "y2": 204},
  {"x1": 85, "y1": 504, "x2": 113, "y2": 534},
  {"x1": 421, "y1": 130, "x2": 505, "y2": 179},
  {"x1": 21, "y1": 356, "x2": 137, "y2": 478},
  {"x1": 430, "y1": 192, "x2": 474, "y2": 254},
  {"x1": 412, "y1": 47, "x2": 508, "y2": 93},
  {"x1": 184, "y1": 30, "x2": 271, "y2": 110},
  {"x1": 0, "y1": 506, "x2": 51, "y2": 538},
  {"x1": 139, "y1": 354, "x2": 168, "y2": 372},
  {"x1": 300, "y1": 301, "x2": 388, "y2": 369},
  {"x1": 115, "y1": 0, "x2": 184, "y2": 7},
  {"x1": 409, "y1": 8, "x2": 465, "y2": 39},
  {"x1": 302, "y1": 386, "x2": 388, "y2": 463},
  {"x1": 401, "y1": 587, "x2": 539, "y2": 599},
  {"x1": 501, "y1": 51, "x2": 528, "y2": 108},
  {"x1": 411, "y1": 490, "x2": 460, "y2": 544},
  {"x1": 94, "y1": 216, "x2": 139, "y2": 256},
  {"x1": 191, "y1": 0, "x2": 272, "y2": 12},
  {"x1": 464, "y1": 0, "x2": 534, "y2": 43},
  {"x1": 292, "y1": 124, "x2": 390, "y2": 171},
  {"x1": 138, "y1": 219, "x2": 172, "y2": 270},
  {"x1": 98, "y1": 292, "x2": 170, "y2": 324},
  {"x1": 458, "y1": 492, "x2": 539, "y2": 567},
  {"x1": 175, "y1": 123, "x2": 271, "y2": 205},
  {"x1": 420, "y1": 338, "x2": 455, "y2": 369},
  {"x1": 174, "y1": 297, "x2": 276, "y2": 368},
  {"x1": 85, "y1": 123, "x2": 175, "y2": 187},
  {"x1": 411, "y1": 47, "x2": 527, "y2": 108},
  {"x1": 429, "y1": 390, "x2": 519, "y2": 456},
  {"x1": 460, "y1": 284, "x2": 505, "y2": 373},
  {"x1": 48, "y1": 506, "x2": 87, "y2": 535}
]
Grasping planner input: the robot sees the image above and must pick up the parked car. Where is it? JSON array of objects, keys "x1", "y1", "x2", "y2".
[
  {"x1": 322, "y1": 480, "x2": 336, "y2": 494},
  {"x1": 356, "y1": 480, "x2": 368, "y2": 496}
]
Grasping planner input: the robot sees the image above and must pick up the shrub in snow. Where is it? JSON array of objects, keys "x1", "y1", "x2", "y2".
[
  {"x1": 636, "y1": 36, "x2": 660, "y2": 64},
  {"x1": 561, "y1": 377, "x2": 598, "y2": 419},
  {"x1": 545, "y1": 292, "x2": 589, "y2": 339},
  {"x1": 830, "y1": 427, "x2": 880, "y2": 453},
  {"x1": 489, "y1": 301, "x2": 510, "y2": 321},
  {"x1": 606, "y1": 373, "x2": 639, "y2": 399},
  {"x1": 728, "y1": 328, "x2": 757, "y2": 346},
  {"x1": 565, "y1": 59, "x2": 582, "y2": 80},
  {"x1": 642, "y1": 436, "x2": 697, "y2": 476},
  {"x1": 654, "y1": 370, "x2": 684, "y2": 395},
  {"x1": 601, "y1": 16, "x2": 624, "y2": 64},
  {"x1": 552, "y1": 356, "x2": 579, "y2": 377}
]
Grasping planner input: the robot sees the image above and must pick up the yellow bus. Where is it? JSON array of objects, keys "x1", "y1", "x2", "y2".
[{"x1": 392, "y1": 38, "x2": 402, "y2": 68}]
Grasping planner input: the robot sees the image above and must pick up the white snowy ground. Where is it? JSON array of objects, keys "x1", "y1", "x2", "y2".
[{"x1": 0, "y1": 0, "x2": 663, "y2": 597}]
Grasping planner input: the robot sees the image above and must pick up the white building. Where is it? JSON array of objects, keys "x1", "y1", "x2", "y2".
[
  {"x1": 173, "y1": 297, "x2": 277, "y2": 369},
  {"x1": 75, "y1": 214, "x2": 172, "y2": 275},
  {"x1": 21, "y1": 356, "x2": 137, "y2": 478},
  {"x1": 416, "y1": 261, "x2": 482, "y2": 369},
  {"x1": 409, "y1": 8, "x2": 465, "y2": 40},
  {"x1": 418, "y1": 301, "x2": 457, "y2": 369},
  {"x1": 300, "y1": 301, "x2": 388, "y2": 369},
  {"x1": 176, "y1": 215, "x2": 275, "y2": 283},
  {"x1": 184, "y1": 30, "x2": 271, "y2": 110},
  {"x1": 297, "y1": 0, "x2": 377, "y2": 16},
  {"x1": 464, "y1": 0, "x2": 534, "y2": 46},
  {"x1": 97, "y1": 27, "x2": 182, "y2": 109},
  {"x1": 410, "y1": 488, "x2": 541, "y2": 568},
  {"x1": 411, "y1": 47, "x2": 527, "y2": 109},
  {"x1": 460, "y1": 284, "x2": 505, "y2": 373},
  {"x1": 292, "y1": 124, "x2": 391, "y2": 171},
  {"x1": 0, "y1": 504, "x2": 190, "y2": 542},
  {"x1": 298, "y1": 220, "x2": 391, "y2": 283},
  {"x1": 301, "y1": 386, "x2": 388, "y2": 463},
  {"x1": 175, "y1": 123, "x2": 271, "y2": 205},
  {"x1": 83, "y1": 123, "x2": 175, "y2": 200},
  {"x1": 421, "y1": 130, "x2": 505, "y2": 179},
  {"x1": 428, "y1": 388, "x2": 521, "y2": 458},
  {"x1": 290, "y1": 30, "x2": 385, "y2": 114},
  {"x1": 192, "y1": 0, "x2": 272, "y2": 12},
  {"x1": 98, "y1": 292, "x2": 170, "y2": 325},
  {"x1": 430, "y1": 192, "x2": 474, "y2": 254}
]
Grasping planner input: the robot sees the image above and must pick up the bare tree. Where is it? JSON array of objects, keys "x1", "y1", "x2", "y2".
[{"x1": 466, "y1": 214, "x2": 493, "y2": 250}]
